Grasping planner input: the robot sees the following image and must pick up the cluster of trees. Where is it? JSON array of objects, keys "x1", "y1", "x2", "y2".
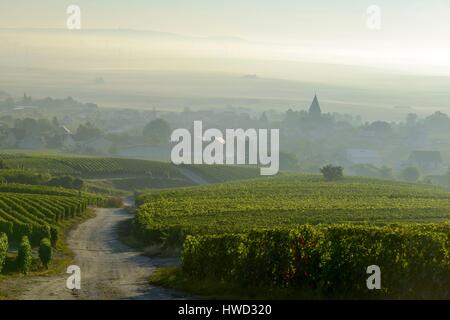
[
  {"x1": 401, "y1": 167, "x2": 420, "y2": 182},
  {"x1": 47, "y1": 175, "x2": 84, "y2": 190},
  {"x1": 142, "y1": 118, "x2": 171, "y2": 146},
  {"x1": 320, "y1": 165, "x2": 344, "y2": 181},
  {"x1": 3, "y1": 93, "x2": 450, "y2": 186},
  {"x1": 320, "y1": 164, "x2": 422, "y2": 184},
  {"x1": 0, "y1": 95, "x2": 98, "y2": 111},
  {"x1": 73, "y1": 122, "x2": 102, "y2": 141},
  {"x1": 1, "y1": 235, "x2": 53, "y2": 275}
]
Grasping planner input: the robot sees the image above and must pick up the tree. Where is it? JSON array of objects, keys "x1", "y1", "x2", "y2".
[
  {"x1": 350, "y1": 164, "x2": 380, "y2": 178},
  {"x1": 406, "y1": 113, "x2": 418, "y2": 127},
  {"x1": 38, "y1": 238, "x2": 52, "y2": 269},
  {"x1": 259, "y1": 112, "x2": 269, "y2": 126},
  {"x1": 46, "y1": 175, "x2": 83, "y2": 190},
  {"x1": 52, "y1": 116, "x2": 59, "y2": 128},
  {"x1": 72, "y1": 178, "x2": 84, "y2": 190},
  {"x1": 379, "y1": 166, "x2": 394, "y2": 180},
  {"x1": 0, "y1": 233, "x2": 8, "y2": 274},
  {"x1": 74, "y1": 122, "x2": 102, "y2": 141},
  {"x1": 13, "y1": 118, "x2": 39, "y2": 139},
  {"x1": 17, "y1": 236, "x2": 32, "y2": 274},
  {"x1": 320, "y1": 164, "x2": 343, "y2": 181},
  {"x1": 368, "y1": 121, "x2": 392, "y2": 135},
  {"x1": 280, "y1": 152, "x2": 299, "y2": 171},
  {"x1": 401, "y1": 167, "x2": 420, "y2": 182},
  {"x1": 142, "y1": 118, "x2": 171, "y2": 145},
  {"x1": 424, "y1": 111, "x2": 450, "y2": 131},
  {"x1": 50, "y1": 227, "x2": 59, "y2": 247},
  {"x1": 444, "y1": 167, "x2": 450, "y2": 186},
  {"x1": 47, "y1": 175, "x2": 74, "y2": 188},
  {"x1": 426, "y1": 111, "x2": 448, "y2": 124},
  {"x1": 37, "y1": 118, "x2": 53, "y2": 134}
]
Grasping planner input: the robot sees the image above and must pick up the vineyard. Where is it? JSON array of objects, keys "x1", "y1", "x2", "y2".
[
  {"x1": 0, "y1": 183, "x2": 85, "y2": 197},
  {"x1": 134, "y1": 174, "x2": 450, "y2": 246},
  {"x1": 136, "y1": 173, "x2": 450, "y2": 297},
  {"x1": 182, "y1": 224, "x2": 450, "y2": 298},
  {"x1": 0, "y1": 154, "x2": 261, "y2": 184},
  {"x1": 1, "y1": 154, "x2": 184, "y2": 178},
  {"x1": 0, "y1": 186, "x2": 100, "y2": 245}
]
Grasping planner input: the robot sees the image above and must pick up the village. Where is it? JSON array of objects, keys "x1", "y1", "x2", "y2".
[{"x1": 1, "y1": 93, "x2": 450, "y2": 185}]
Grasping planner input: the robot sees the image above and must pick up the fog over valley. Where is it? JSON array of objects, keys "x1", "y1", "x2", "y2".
[{"x1": 2, "y1": 29, "x2": 450, "y2": 121}]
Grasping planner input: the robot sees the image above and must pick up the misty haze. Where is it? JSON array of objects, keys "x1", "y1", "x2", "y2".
[{"x1": 1, "y1": 0, "x2": 450, "y2": 303}]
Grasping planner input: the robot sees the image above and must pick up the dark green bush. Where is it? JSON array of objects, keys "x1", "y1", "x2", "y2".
[
  {"x1": 0, "y1": 221, "x2": 13, "y2": 237},
  {"x1": 47, "y1": 175, "x2": 83, "y2": 189},
  {"x1": 50, "y1": 227, "x2": 59, "y2": 247},
  {"x1": 0, "y1": 233, "x2": 8, "y2": 273},
  {"x1": 0, "y1": 169, "x2": 49, "y2": 185},
  {"x1": 320, "y1": 165, "x2": 343, "y2": 181},
  {"x1": 17, "y1": 235, "x2": 32, "y2": 274},
  {"x1": 38, "y1": 238, "x2": 52, "y2": 269}
]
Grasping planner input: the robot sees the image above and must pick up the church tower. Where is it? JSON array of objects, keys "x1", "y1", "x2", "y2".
[{"x1": 308, "y1": 94, "x2": 322, "y2": 118}]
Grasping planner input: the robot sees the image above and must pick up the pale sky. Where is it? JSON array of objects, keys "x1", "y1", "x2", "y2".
[{"x1": 2, "y1": 1, "x2": 450, "y2": 74}]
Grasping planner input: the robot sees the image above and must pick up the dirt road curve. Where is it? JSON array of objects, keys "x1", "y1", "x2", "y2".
[{"x1": 3, "y1": 207, "x2": 186, "y2": 300}]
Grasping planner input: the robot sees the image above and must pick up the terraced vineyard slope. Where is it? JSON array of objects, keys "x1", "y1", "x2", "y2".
[{"x1": 0, "y1": 184, "x2": 100, "y2": 244}]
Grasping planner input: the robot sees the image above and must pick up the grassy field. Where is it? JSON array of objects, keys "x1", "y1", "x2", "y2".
[{"x1": 135, "y1": 173, "x2": 450, "y2": 246}]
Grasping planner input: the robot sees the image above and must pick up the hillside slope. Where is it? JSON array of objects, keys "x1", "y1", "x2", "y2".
[{"x1": 135, "y1": 174, "x2": 450, "y2": 246}]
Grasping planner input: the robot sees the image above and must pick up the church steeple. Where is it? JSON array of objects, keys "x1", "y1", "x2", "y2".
[{"x1": 308, "y1": 94, "x2": 321, "y2": 117}]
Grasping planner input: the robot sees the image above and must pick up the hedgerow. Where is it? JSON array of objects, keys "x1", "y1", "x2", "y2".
[
  {"x1": 0, "y1": 232, "x2": 8, "y2": 273},
  {"x1": 39, "y1": 238, "x2": 52, "y2": 269},
  {"x1": 182, "y1": 224, "x2": 450, "y2": 298},
  {"x1": 17, "y1": 236, "x2": 32, "y2": 274}
]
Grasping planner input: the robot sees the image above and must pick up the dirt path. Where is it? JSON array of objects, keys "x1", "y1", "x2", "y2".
[{"x1": 1, "y1": 206, "x2": 187, "y2": 300}]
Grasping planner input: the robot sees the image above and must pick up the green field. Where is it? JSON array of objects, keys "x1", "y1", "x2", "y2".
[
  {"x1": 0, "y1": 153, "x2": 262, "y2": 248},
  {"x1": 0, "y1": 183, "x2": 100, "y2": 245},
  {"x1": 0, "y1": 154, "x2": 261, "y2": 185},
  {"x1": 135, "y1": 173, "x2": 450, "y2": 298},
  {"x1": 135, "y1": 174, "x2": 450, "y2": 246},
  {"x1": 2, "y1": 152, "x2": 450, "y2": 298},
  {"x1": 1, "y1": 154, "x2": 183, "y2": 178}
]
